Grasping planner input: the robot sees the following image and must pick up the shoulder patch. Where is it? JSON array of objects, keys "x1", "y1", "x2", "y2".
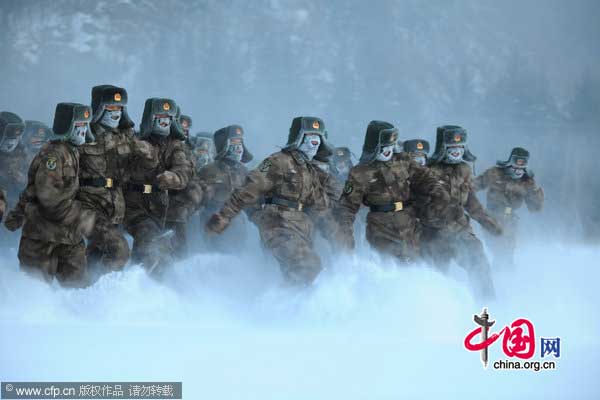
[
  {"x1": 45, "y1": 155, "x2": 58, "y2": 170},
  {"x1": 343, "y1": 181, "x2": 353, "y2": 195},
  {"x1": 259, "y1": 159, "x2": 272, "y2": 173}
]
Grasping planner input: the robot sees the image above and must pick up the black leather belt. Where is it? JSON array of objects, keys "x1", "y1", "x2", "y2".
[
  {"x1": 80, "y1": 177, "x2": 117, "y2": 189},
  {"x1": 265, "y1": 196, "x2": 306, "y2": 211},
  {"x1": 369, "y1": 201, "x2": 404, "y2": 212},
  {"x1": 125, "y1": 183, "x2": 161, "y2": 194}
]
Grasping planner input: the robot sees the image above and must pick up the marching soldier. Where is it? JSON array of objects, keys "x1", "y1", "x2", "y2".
[
  {"x1": 190, "y1": 133, "x2": 215, "y2": 170},
  {"x1": 334, "y1": 121, "x2": 448, "y2": 262},
  {"x1": 164, "y1": 110, "x2": 202, "y2": 257},
  {"x1": 23, "y1": 120, "x2": 52, "y2": 160},
  {"x1": 78, "y1": 85, "x2": 156, "y2": 275},
  {"x1": 422, "y1": 125, "x2": 502, "y2": 300},
  {"x1": 402, "y1": 139, "x2": 430, "y2": 166},
  {"x1": 206, "y1": 116, "x2": 332, "y2": 285},
  {"x1": 0, "y1": 112, "x2": 28, "y2": 205},
  {"x1": 196, "y1": 125, "x2": 254, "y2": 251},
  {"x1": 18, "y1": 103, "x2": 96, "y2": 287},
  {"x1": 474, "y1": 147, "x2": 544, "y2": 267},
  {"x1": 123, "y1": 98, "x2": 192, "y2": 273}
]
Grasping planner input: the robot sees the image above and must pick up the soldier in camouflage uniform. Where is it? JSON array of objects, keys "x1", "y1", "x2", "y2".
[
  {"x1": 402, "y1": 139, "x2": 430, "y2": 166},
  {"x1": 206, "y1": 116, "x2": 333, "y2": 285},
  {"x1": 0, "y1": 112, "x2": 28, "y2": 206},
  {"x1": 312, "y1": 146, "x2": 353, "y2": 245},
  {"x1": 78, "y1": 85, "x2": 156, "y2": 275},
  {"x1": 123, "y1": 98, "x2": 192, "y2": 273},
  {"x1": 196, "y1": 125, "x2": 254, "y2": 251},
  {"x1": 422, "y1": 126, "x2": 502, "y2": 300},
  {"x1": 474, "y1": 147, "x2": 544, "y2": 267},
  {"x1": 164, "y1": 110, "x2": 203, "y2": 257},
  {"x1": 190, "y1": 133, "x2": 215, "y2": 170},
  {"x1": 18, "y1": 103, "x2": 96, "y2": 287},
  {"x1": 23, "y1": 120, "x2": 52, "y2": 160},
  {"x1": 334, "y1": 121, "x2": 448, "y2": 262}
]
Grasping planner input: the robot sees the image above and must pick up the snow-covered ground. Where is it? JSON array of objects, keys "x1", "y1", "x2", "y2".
[{"x1": 1, "y1": 233, "x2": 597, "y2": 399}]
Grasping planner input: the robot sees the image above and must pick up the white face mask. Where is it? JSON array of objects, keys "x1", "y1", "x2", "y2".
[
  {"x1": 100, "y1": 109, "x2": 122, "y2": 129},
  {"x1": 70, "y1": 123, "x2": 88, "y2": 146},
  {"x1": 0, "y1": 138, "x2": 20, "y2": 152},
  {"x1": 195, "y1": 150, "x2": 211, "y2": 169},
  {"x1": 376, "y1": 145, "x2": 394, "y2": 162},
  {"x1": 413, "y1": 155, "x2": 427, "y2": 166},
  {"x1": 445, "y1": 146, "x2": 464, "y2": 164},
  {"x1": 225, "y1": 143, "x2": 244, "y2": 162},
  {"x1": 507, "y1": 166, "x2": 525, "y2": 180},
  {"x1": 153, "y1": 116, "x2": 171, "y2": 136},
  {"x1": 298, "y1": 134, "x2": 321, "y2": 160}
]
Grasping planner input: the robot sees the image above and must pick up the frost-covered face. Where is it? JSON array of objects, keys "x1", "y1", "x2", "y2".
[
  {"x1": 507, "y1": 166, "x2": 525, "y2": 180},
  {"x1": 195, "y1": 149, "x2": 211, "y2": 169},
  {"x1": 181, "y1": 120, "x2": 190, "y2": 139},
  {"x1": 70, "y1": 122, "x2": 88, "y2": 146},
  {"x1": 0, "y1": 137, "x2": 20, "y2": 153},
  {"x1": 376, "y1": 145, "x2": 394, "y2": 162},
  {"x1": 152, "y1": 115, "x2": 171, "y2": 136},
  {"x1": 30, "y1": 128, "x2": 47, "y2": 149},
  {"x1": 224, "y1": 137, "x2": 244, "y2": 162},
  {"x1": 298, "y1": 134, "x2": 321, "y2": 160},
  {"x1": 100, "y1": 106, "x2": 122, "y2": 129},
  {"x1": 412, "y1": 154, "x2": 427, "y2": 166},
  {"x1": 444, "y1": 145, "x2": 464, "y2": 164}
]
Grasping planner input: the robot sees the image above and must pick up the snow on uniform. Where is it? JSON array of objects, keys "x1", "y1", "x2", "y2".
[
  {"x1": 123, "y1": 98, "x2": 192, "y2": 274},
  {"x1": 334, "y1": 121, "x2": 448, "y2": 262},
  {"x1": 473, "y1": 147, "x2": 544, "y2": 267},
  {"x1": 18, "y1": 103, "x2": 95, "y2": 287},
  {"x1": 206, "y1": 116, "x2": 333, "y2": 285},
  {"x1": 421, "y1": 125, "x2": 501, "y2": 300}
]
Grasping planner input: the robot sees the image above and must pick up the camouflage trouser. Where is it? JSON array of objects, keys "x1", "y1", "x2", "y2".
[
  {"x1": 165, "y1": 220, "x2": 187, "y2": 258},
  {"x1": 125, "y1": 217, "x2": 173, "y2": 274},
  {"x1": 486, "y1": 213, "x2": 518, "y2": 268},
  {"x1": 18, "y1": 237, "x2": 88, "y2": 287},
  {"x1": 422, "y1": 226, "x2": 495, "y2": 300},
  {"x1": 365, "y1": 209, "x2": 420, "y2": 263},
  {"x1": 257, "y1": 206, "x2": 321, "y2": 285},
  {"x1": 86, "y1": 214, "x2": 130, "y2": 272}
]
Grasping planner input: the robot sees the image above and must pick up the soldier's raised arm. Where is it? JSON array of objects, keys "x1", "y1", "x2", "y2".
[
  {"x1": 464, "y1": 182, "x2": 502, "y2": 236},
  {"x1": 205, "y1": 156, "x2": 278, "y2": 233},
  {"x1": 524, "y1": 177, "x2": 544, "y2": 212},
  {"x1": 157, "y1": 141, "x2": 193, "y2": 191},
  {"x1": 34, "y1": 148, "x2": 81, "y2": 224},
  {"x1": 333, "y1": 168, "x2": 366, "y2": 249},
  {"x1": 407, "y1": 158, "x2": 448, "y2": 198}
]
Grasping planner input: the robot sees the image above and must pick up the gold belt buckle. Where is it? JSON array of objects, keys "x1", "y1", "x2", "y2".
[
  {"x1": 105, "y1": 178, "x2": 113, "y2": 188},
  {"x1": 504, "y1": 207, "x2": 512, "y2": 215},
  {"x1": 298, "y1": 203, "x2": 304, "y2": 212},
  {"x1": 394, "y1": 201, "x2": 404, "y2": 212},
  {"x1": 143, "y1": 184, "x2": 153, "y2": 194}
]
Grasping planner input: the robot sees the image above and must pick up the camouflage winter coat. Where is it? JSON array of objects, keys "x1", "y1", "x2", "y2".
[
  {"x1": 78, "y1": 123, "x2": 157, "y2": 225},
  {"x1": 473, "y1": 166, "x2": 544, "y2": 218},
  {"x1": 21, "y1": 141, "x2": 95, "y2": 245}
]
